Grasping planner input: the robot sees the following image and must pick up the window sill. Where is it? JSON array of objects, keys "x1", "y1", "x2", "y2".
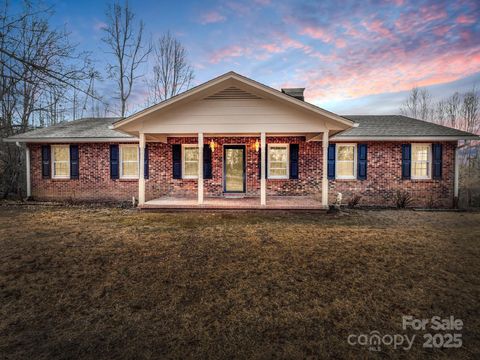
[
  {"x1": 51, "y1": 178, "x2": 71, "y2": 181},
  {"x1": 267, "y1": 177, "x2": 289, "y2": 180},
  {"x1": 118, "y1": 178, "x2": 139, "y2": 181}
]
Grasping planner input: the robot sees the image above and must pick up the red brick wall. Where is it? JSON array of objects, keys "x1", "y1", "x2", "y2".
[
  {"x1": 146, "y1": 136, "x2": 321, "y2": 200},
  {"x1": 29, "y1": 139, "x2": 457, "y2": 207},
  {"x1": 328, "y1": 141, "x2": 456, "y2": 208},
  {"x1": 30, "y1": 143, "x2": 138, "y2": 202}
]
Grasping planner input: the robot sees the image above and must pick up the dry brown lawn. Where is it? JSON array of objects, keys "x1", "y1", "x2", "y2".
[{"x1": 0, "y1": 205, "x2": 479, "y2": 359}]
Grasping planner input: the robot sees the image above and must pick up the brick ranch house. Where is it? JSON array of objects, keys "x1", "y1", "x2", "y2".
[{"x1": 5, "y1": 72, "x2": 479, "y2": 209}]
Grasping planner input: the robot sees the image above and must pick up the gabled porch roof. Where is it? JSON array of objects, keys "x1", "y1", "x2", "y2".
[{"x1": 112, "y1": 71, "x2": 355, "y2": 137}]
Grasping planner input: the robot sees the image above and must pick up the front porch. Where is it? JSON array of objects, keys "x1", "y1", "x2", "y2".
[
  {"x1": 140, "y1": 196, "x2": 326, "y2": 210},
  {"x1": 111, "y1": 72, "x2": 356, "y2": 209}
]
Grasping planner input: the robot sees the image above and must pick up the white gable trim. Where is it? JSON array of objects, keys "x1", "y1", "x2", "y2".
[{"x1": 112, "y1": 71, "x2": 355, "y2": 130}]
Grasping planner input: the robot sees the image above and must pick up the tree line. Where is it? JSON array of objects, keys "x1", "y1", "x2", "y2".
[
  {"x1": 400, "y1": 86, "x2": 480, "y2": 207},
  {"x1": 400, "y1": 86, "x2": 479, "y2": 135},
  {"x1": 0, "y1": 0, "x2": 194, "y2": 133},
  {"x1": 0, "y1": 0, "x2": 194, "y2": 197},
  {"x1": 0, "y1": 0, "x2": 478, "y2": 202}
]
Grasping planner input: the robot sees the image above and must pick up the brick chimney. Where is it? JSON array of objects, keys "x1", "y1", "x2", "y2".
[{"x1": 281, "y1": 88, "x2": 305, "y2": 101}]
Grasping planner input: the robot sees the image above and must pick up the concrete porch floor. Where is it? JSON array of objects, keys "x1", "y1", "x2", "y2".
[{"x1": 139, "y1": 196, "x2": 326, "y2": 210}]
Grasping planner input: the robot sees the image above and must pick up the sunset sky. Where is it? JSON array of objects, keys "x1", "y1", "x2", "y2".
[{"x1": 38, "y1": 0, "x2": 480, "y2": 115}]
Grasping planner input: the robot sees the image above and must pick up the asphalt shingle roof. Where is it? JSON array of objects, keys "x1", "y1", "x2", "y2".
[
  {"x1": 4, "y1": 115, "x2": 478, "y2": 141},
  {"x1": 335, "y1": 115, "x2": 478, "y2": 138},
  {"x1": 6, "y1": 117, "x2": 131, "y2": 140}
]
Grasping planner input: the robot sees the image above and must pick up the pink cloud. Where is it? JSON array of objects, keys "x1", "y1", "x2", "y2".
[
  {"x1": 395, "y1": 5, "x2": 448, "y2": 34},
  {"x1": 300, "y1": 26, "x2": 332, "y2": 43},
  {"x1": 209, "y1": 45, "x2": 249, "y2": 63},
  {"x1": 199, "y1": 11, "x2": 226, "y2": 25},
  {"x1": 300, "y1": 26, "x2": 350, "y2": 49},
  {"x1": 281, "y1": 35, "x2": 313, "y2": 53},
  {"x1": 342, "y1": 22, "x2": 366, "y2": 39},
  {"x1": 261, "y1": 43, "x2": 283, "y2": 53},
  {"x1": 335, "y1": 39, "x2": 347, "y2": 48},
  {"x1": 362, "y1": 19, "x2": 393, "y2": 39},
  {"x1": 460, "y1": 30, "x2": 473, "y2": 42},
  {"x1": 418, "y1": 4, "x2": 448, "y2": 22},
  {"x1": 456, "y1": 14, "x2": 475, "y2": 24},
  {"x1": 433, "y1": 25, "x2": 452, "y2": 37},
  {"x1": 209, "y1": 34, "x2": 316, "y2": 64},
  {"x1": 300, "y1": 46, "x2": 480, "y2": 102}
]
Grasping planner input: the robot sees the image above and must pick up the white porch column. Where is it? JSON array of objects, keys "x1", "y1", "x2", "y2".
[
  {"x1": 322, "y1": 130, "x2": 329, "y2": 207},
  {"x1": 25, "y1": 146, "x2": 31, "y2": 198},
  {"x1": 260, "y1": 132, "x2": 266, "y2": 206},
  {"x1": 138, "y1": 132, "x2": 146, "y2": 205},
  {"x1": 198, "y1": 132, "x2": 204, "y2": 204}
]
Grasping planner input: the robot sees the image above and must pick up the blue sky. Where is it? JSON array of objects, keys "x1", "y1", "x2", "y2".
[{"x1": 27, "y1": 0, "x2": 480, "y2": 115}]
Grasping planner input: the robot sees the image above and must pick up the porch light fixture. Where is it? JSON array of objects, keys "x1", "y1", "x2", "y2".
[
  {"x1": 254, "y1": 139, "x2": 260, "y2": 152},
  {"x1": 209, "y1": 140, "x2": 216, "y2": 153}
]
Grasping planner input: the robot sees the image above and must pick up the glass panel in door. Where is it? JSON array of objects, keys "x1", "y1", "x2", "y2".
[{"x1": 225, "y1": 147, "x2": 245, "y2": 192}]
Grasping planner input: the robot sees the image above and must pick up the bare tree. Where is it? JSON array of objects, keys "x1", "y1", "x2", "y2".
[
  {"x1": 434, "y1": 100, "x2": 448, "y2": 126},
  {"x1": 102, "y1": 1, "x2": 150, "y2": 117},
  {"x1": 146, "y1": 31, "x2": 194, "y2": 104},
  {"x1": 0, "y1": 3, "x2": 92, "y2": 114},
  {"x1": 0, "y1": 0, "x2": 91, "y2": 197},
  {"x1": 400, "y1": 86, "x2": 433, "y2": 121},
  {"x1": 460, "y1": 87, "x2": 479, "y2": 134},
  {"x1": 459, "y1": 87, "x2": 480, "y2": 207},
  {"x1": 445, "y1": 92, "x2": 461, "y2": 129}
]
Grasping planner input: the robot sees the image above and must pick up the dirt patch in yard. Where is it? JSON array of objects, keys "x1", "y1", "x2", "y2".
[{"x1": 0, "y1": 206, "x2": 479, "y2": 359}]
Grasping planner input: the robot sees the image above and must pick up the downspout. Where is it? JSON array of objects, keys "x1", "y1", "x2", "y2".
[
  {"x1": 454, "y1": 145, "x2": 459, "y2": 208},
  {"x1": 454, "y1": 141, "x2": 470, "y2": 209}
]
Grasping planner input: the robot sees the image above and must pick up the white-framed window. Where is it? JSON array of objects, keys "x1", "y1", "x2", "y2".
[
  {"x1": 268, "y1": 144, "x2": 289, "y2": 179},
  {"x1": 51, "y1": 145, "x2": 70, "y2": 179},
  {"x1": 120, "y1": 144, "x2": 139, "y2": 179},
  {"x1": 182, "y1": 144, "x2": 199, "y2": 179},
  {"x1": 411, "y1": 143, "x2": 431, "y2": 179},
  {"x1": 336, "y1": 143, "x2": 356, "y2": 179}
]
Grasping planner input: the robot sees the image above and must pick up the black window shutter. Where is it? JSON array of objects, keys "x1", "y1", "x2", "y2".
[
  {"x1": 265, "y1": 147, "x2": 268, "y2": 179},
  {"x1": 110, "y1": 144, "x2": 119, "y2": 179},
  {"x1": 289, "y1": 144, "x2": 299, "y2": 179},
  {"x1": 327, "y1": 144, "x2": 336, "y2": 179},
  {"x1": 70, "y1": 145, "x2": 79, "y2": 179},
  {"x1": 172, "y1": 144, "x2": 182, "y2": 179},
  {"x1": 144, "y1": 145, "x2": 149, "y2": 179},
  {"x1": 258, "y1": 148, "x2": 268, "y2": 179},
  {"x1": 432, "y1": 143, "x2": 442, "y2": 179},
  {"x1": 41, "y1": 145, "x2": 51, "y2": 179},
  {"x1": 203, "y1": 144, "x2": 212, "y2": 179},
  {"x1": 357, "y1": 144, "x2": 367, "y2": 180},
  {"x1": 401, "y1": 144, "x2": 411, "y2": 179}
]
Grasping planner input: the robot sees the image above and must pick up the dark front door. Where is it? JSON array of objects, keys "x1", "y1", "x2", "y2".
[{"x1": 224, "y1": 145, "x2": 246, "y2": 193}]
